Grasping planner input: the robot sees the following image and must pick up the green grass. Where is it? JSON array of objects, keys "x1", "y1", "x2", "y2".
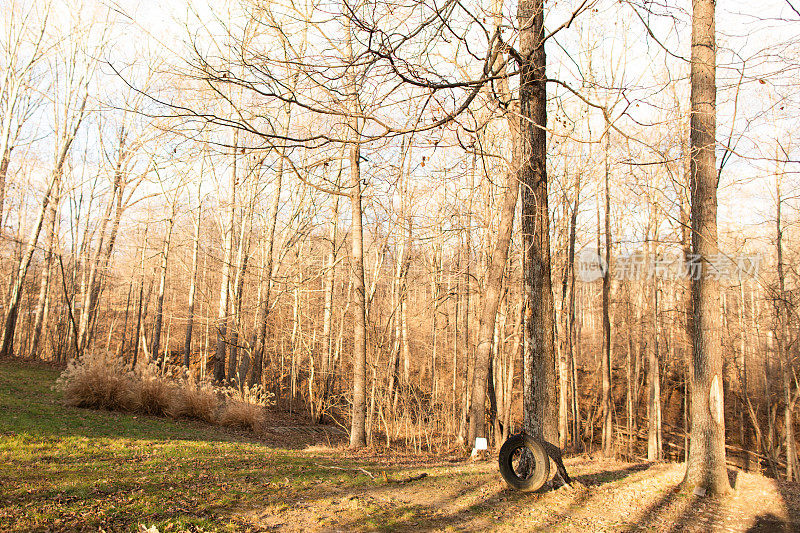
[{"x1": 0, "y1": 360, "x2": 389, "y2": 532}]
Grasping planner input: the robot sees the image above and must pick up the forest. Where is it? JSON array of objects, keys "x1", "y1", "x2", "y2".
[{"x1": 2, "y1": 0, "x2": 800, "y2": 523}]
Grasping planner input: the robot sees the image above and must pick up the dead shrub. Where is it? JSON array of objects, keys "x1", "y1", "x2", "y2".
[
  {"x1": 167, "y1": 380, "x2": 218, "y2": 423},
  {"x1": 219, "y1": 400, "x2": 266, "y2": 433},
  {"x1": 57, "y1": 352, "x2": 132, "y2": 411}
]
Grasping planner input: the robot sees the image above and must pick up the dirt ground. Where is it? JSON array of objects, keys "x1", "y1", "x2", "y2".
[{"x1": 242, "y1": 454, "x2": 800, "y2": 532}]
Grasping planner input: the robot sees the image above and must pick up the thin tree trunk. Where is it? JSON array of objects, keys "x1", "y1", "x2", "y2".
[
  {"x1": 214, "y1": 133, "x2": 238, "y2": 383},
  {"x1": 132, "y1": 225, "x2": 148, "y2": 369},
  {"x1": 184, "y1": 181, "x2": 202, "y2": 368},
  {"x1": 118, "y1": 280, "x2": 133, "y2": 362},
  {"x1": 345, "y1": 12, "x2": 367, "y2": 448},
  {"x1": 0, "y1": 171, "x2": 60, "y2": 359},
  {"x1": 457, "y1": 160, "x2": 474, "y2": 447},
  {"x1": 467, "y1": 160, "x2": 520, "y2": 447},
  {"x1": 557, "y1": 175, "x2": 576, "y2": 449},
  {"x1": 648, "y1": 278, "x2": 663, "y2": 460},
  {"x1": 601, "y1": 131, "x2": 613, "y2": 457},
  {"x1": 150, "y1": 214, "x2": 174, "y2": 364},
  {"x1": 0, "y1": 95, "x2": 86, "y2": 359},
  {"x1": 776, "y1": 179, "x2": 798, "y2": 480},
  {"x1": 250, "y1": 140, "x2": 286, "y2": 388},
  {"x1": 0, "y1": 147, "x2": 9, "y2": 232},
  {"x1": 229, "y1": 199, "x2": 252, "y2": 383},
  {"x1": 29, "y1": 180, "x2": 60, "y2": 359},
  {"x1": 319, "y1": 190, "x2": 340, "y2": 421}
]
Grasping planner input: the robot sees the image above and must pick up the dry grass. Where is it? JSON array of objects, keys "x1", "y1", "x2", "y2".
[
  {"x1": 167, "y1": 381, "x2": 218, "y2": 423},
  {"x1": 57, "y1": 352, "x2": 275, "y2": 437},
  {"x1": 219, "y1": 400, "x2": 266, "y2": 433},
  {"x1": 127, "y1": 375, "x2": 174, "y2": 417},
  {"x1": 58, "y1": 353, "x2": 132, "y2": 411}
]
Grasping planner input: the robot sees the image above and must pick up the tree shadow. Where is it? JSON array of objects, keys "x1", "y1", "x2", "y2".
[
  {"x1": 292, "y1": 460, "x2": 662, "y2": 532},
  {"x1": 749, "y1": 475, "x2": 800, "y2": 533},
  {"x1": 620, "y1": 489, "x2": 696, "y2": 533},
  {"x1": 746, "y1": 513, "x2": 788, "y2": 532},
  {"x1": 573, "y1": 461, "x2": 652, "y2": 487}
]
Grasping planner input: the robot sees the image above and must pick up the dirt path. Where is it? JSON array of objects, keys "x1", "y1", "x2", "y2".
[{"x1": 244, "y1": 456, "x2": 799, "y2": 532}]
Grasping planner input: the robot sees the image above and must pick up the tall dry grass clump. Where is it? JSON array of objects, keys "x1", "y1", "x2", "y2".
[
  {"x1": 126, "y1": 365, "x2": 174, "y2": 417},
  {"x1": 167, "y1": 378, "x2": 219, "y2": 423},
  {"x1": 57, "y1": 352, "x2": 132, "y2": 411},
  {"x1": 218, "y1": 382, "x2": 274, "y2": 433},
  {"x1": 58, "y1": 354, "x2": 277, "y2": 437}
]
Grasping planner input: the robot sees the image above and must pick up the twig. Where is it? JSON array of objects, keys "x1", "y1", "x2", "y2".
[
  {"x1": 314, "y1": 463, "x2": 375, "y2": 479},
  {"x1": 383, "y1": 472, "x2": 428, "y2": 484}
]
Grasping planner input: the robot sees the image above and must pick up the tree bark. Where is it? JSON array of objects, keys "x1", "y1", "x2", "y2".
[
  {"x1": 682, "y1": 0, "x2": 730, "y2": 494},
  {"x1": 601, "y1": 131, "x2": 613, "y2": 457},
  {"x1": 345, "y1": 11, "x2": 367, "y2": 449},
  {"x1": 648, "y1": 278, "x2": 663, "y2": 460},
  {"x1": 518, "y1": 0, "x2": 570, "y2": 485}
]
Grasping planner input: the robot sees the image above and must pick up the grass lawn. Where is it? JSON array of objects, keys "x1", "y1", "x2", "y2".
[
  {"x1": 0, "y1": 360, "x2": 388, "y2": 532},
  {"x1": 1, "y1": 359, "x2": 798, "y2": 532}
]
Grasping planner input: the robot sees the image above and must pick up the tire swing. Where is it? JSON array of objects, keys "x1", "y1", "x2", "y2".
[{"x1": 498, "y1": 433, "x2": 550, "y2": 492}]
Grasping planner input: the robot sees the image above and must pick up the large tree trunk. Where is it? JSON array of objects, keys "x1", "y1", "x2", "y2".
[
  {"x1": 518, "y1": 0, "x2": 570, "y2": 485},
  {"x1": 348, "y1": 135, "x2": 367, "y2": 449},
  {"x1": 682, "y1": 0, "x2": 730, "y2": 495}
]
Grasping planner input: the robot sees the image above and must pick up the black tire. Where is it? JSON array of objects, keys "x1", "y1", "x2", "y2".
[{"x1": 498, "y1": 433, "x2": 550, "y2": 492}]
